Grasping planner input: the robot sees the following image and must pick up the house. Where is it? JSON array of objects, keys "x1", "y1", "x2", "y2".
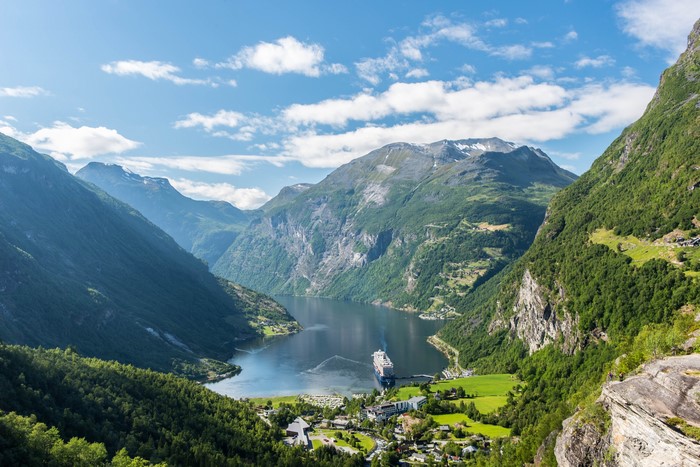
[
  {"x1": 368, "y1": 395, "x2": 428, "y2": 421},
  {"x1": 463, "y1": 445, "x2": 478, "y2": 455},
  {"x1": 365, "y1": 402, "x2": 398, "y2": 422},
  {"x1": 395, "y1": 395, "x2": 426, "y2": 411},
  {"x1": 285, "y1": 417, "x2": 311, "y2": 450},
  {"x1": 331, "y1": 418, "x2": 351, "y2": 429}
]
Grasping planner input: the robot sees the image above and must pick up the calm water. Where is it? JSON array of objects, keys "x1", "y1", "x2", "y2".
[{"x1": 206, "y1": 296, "x2": 448, "y2": 398}]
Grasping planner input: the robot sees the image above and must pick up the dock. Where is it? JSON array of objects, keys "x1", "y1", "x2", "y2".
[{"x1": 394, "y1": 374, "x2": 434, "y2": 380}]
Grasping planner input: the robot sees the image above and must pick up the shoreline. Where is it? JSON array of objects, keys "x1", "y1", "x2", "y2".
[{"x1": 427, "y1": 334, "x2": 467, "y2": 376}]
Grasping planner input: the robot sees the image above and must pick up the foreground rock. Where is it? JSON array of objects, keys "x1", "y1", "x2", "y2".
[{"x1": 556, "y1": 354, "x2": 700, "y2": 466}]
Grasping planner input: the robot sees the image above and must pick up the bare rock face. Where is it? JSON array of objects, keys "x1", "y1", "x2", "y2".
[
  {"x1": 556, "y1": 354, "x2": 700, "y2": 467},
  {"x1": 490, "y1": 269, "x2": 579, "y2": 354},
  {"x1": 555, "y1": 415, "x2": 612, "y2": 467}
]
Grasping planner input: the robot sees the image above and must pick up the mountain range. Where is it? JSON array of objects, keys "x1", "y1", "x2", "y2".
[
  {"x1": 76, "y1": 162, "x2": 249, "y2": 267},
  {"x1": 213, "y1": 138, "x2": 577, "y2": 312},
  {"x1": 0, "y1": 133, "x2": 295, "y2": 374}
]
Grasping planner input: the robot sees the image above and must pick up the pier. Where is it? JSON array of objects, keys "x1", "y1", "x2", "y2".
[{"x1": 394, "y1": 374, "x2": 434, "y2": 380}]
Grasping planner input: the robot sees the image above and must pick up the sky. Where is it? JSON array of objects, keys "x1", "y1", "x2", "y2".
[{"x1": 1, "y1": 0, "x2": 700, "y2": 209}]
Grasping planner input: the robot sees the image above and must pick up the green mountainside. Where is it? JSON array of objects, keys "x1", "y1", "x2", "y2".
[
  {"x1": 0, "y1": 133, "x2": 296, "y2": 374},
  {"x1": 439, "y1": 19, "x2": 700, "y2": 464},
  {"x1": 214, "y1": 139, "x2": 576, "y2": 313},
  {"x1": 76, "y1": 162, "x2": 249, "y2": 267},
  {"x1": 0, "y1": 344, "x2": 361, "y2": 466}
]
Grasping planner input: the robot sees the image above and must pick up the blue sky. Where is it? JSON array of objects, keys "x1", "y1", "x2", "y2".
[{"x1": 1, "y1": 0, "x2": 699, "y2": 208}]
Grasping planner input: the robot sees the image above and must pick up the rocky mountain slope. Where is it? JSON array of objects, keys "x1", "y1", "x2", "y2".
[
  {"x1": 556, "y1": 354, "x2": 700, "y2": 467},
  {"x1": 0, "y1": 133, "x2": 295, "y2": 373},
  {"x1": 214, "y1": 138, "x2": 576, "y2": 312},
  {"x1": 438, "y1": 18, "x2": 700, "y2": 465},
  {"x1": 77, "y1": 162, "x2": 249, "y2": 267}
]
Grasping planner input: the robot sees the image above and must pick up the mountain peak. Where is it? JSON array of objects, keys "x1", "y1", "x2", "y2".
[{"x1": 79, "y1": 162, "x2": 173, "y2": 189}]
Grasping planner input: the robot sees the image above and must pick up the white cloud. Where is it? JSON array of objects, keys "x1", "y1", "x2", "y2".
[
  {"x1": 283, "y1": 77, "x2": 566, "y2": 128},
  {"x1": 173, "y1": 110, "x2": 286, "y2": 143},
  {"x1": 491, "y1": 44, "x2": 533, "y2": 60},
  {"x1": 621, "y1": 66, "x2": 637, "y2": 78},
  {"x1": 460, "y1": 64, "x2": 477, "y2": 74},
  {"x1": 324, "y1": 63, "x2": 349, "y2": 74},
  {"x1": 575, "y1": 55, "x2": 616, "y2": 68},
  {"x1": 169, "y1": 178, "x2": 271, "y2": 209},
  {"x1": 616, "y1": 0, "x2": 700, "y2": 60},
  {"x1": 406, "y1": 68, "x2": 430, "y2": 79},
  {"x1": 193, "y1": 57, "x2": 209, "y2": 69},
  {"x1": 101, "y1": 60, "x2": 211, "y2": 85},
  {"x1": 564, "y1": 30, "x2": 578, "y2": 42},
  {"x1": 278, "y1": 76, "x2": 655, "y2": 168},
  {"x1": 532, "y1": 41, "x2": 555, "y2": 49},
  {"x1": 355, "y1": 16, "x2": 531, "y2": 84},
  {"x1": 485, "y1": 18, "x2": 508, "y2": 28},
  {"x1": 21, "y1": 122, "x2": 140, "y2": 160},
  {"x1": 217, "y1": 36, "x2": 338, "y2": 77},
  {"x1": 526, "y1": 65, "x2": 556, "y2": 80},
  {"x1": 0, "y1": 86, "x2": 48, "y2": 98},
  {"x1": 282, "y1": 110, "x2": 583, "y2": 168},
  {"x1": 355, "y1": 50, "x2": 408, "y2": 85},
  {"x1": 515, "y1": 18, "x2": 529, "y2": 25},
  {"x1": 569, "y1": 82, "x2": 656, "y2": 133},
  {"x1": 116, "y1": 154, "x2": 291, "y2": 176},
  {"x1": 174, "y1": 110, "x2": 245, "y2": 131}
]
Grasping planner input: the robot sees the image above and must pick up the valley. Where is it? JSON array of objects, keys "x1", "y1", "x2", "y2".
[{"x1": 1, "y1": 3, "x2": 700, "y2": 466}]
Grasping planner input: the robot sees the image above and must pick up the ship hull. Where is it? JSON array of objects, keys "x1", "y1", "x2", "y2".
[{"x1": 374, "y1": 367, "x2": 395, "y2": 385}]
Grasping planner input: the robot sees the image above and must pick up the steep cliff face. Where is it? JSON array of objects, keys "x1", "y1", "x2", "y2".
[
  {"x1": 214, "y1": 138, "x2": 576, "y2": 311},
  {"x1": 489, "y1": 269, "x2": 579, "y2": 354},
  {"x1": 556, "y1": 354, "x2": 700, "y2": 467}
]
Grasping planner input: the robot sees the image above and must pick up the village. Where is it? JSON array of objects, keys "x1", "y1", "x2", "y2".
[{"x1": 247, "y1": 374, "x2": 521, "y2": 465}]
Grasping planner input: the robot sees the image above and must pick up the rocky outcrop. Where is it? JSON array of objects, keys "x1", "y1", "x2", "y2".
[
  {"x1": 556, "y1": 354, "x2": 700, "y2": 467},
  {"x1": 490, "y1": 269, "x2": 579, "y2": 354}
]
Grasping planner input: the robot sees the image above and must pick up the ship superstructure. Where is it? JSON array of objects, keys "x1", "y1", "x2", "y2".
[{"x1": 372, "y1": 349, "x2": 395, "y2": 384}]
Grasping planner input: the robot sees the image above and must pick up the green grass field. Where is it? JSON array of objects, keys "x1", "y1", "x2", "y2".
[
  {"x1": 396, "y1": 374, "x2": 519, "y2": 400},
  {"x1": 454, "y1": 395, "x2": 509, "y2": 414},
  {"x1": 393, "y1": 374, "x2": 518, "y2": 438},
  {"x1": 432, "y1": 414, "x2": 511, "y2": 438},
  {"x1": 590, "y1": 229, "x2": 700, "y2": 276},
  {"x1": 314, "y1": 429, "x2": 375, "y2": 452},
  {"x1": 249, "y1": 395, "x2": 299, "y2": 408}
]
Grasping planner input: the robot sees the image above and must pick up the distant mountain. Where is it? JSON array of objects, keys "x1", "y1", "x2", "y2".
[
  {"x1": 0, "y1": 133, "x2": 295, "y2": 373},
  {"x1": 438, "y1": 18, "x2": 700, "y2": 464},
  {"x1": 260, "y1": 183, "x2": 313, "y2": 212},
  {"x1": 76, "y1": 162, "x2": 249, "y2": 267},
  {"x1": 214, "y1": 137, "x2": 577, "y2": 312}
]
